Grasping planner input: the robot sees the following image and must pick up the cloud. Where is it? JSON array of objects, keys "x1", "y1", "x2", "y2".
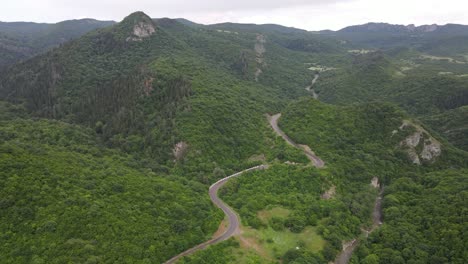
[
  {"x1": 54, "y1": 0, "x2": 352, "y2": 13},
  {"x1": 0, "y1": 0, "x2": 467, "y2": 30}
]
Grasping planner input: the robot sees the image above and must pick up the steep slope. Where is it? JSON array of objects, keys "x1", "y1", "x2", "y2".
[
  {"x1": 0, "y1": 19, "x2": 115, "y2": 68},
  {"x1": 357, "y1": 169, "x2": 467, "y2": 264},
  {"x1": 421, "y1": 106, "x2": 468, "y2": 151},
  {"x1": 312, "y1": 48, "x2": 468, "y2": 150},
  {"x1": 1, "y1": 12, "x2": 344, "y2": 178},
  {"x1": 1, "y1": 14, "x2": 467, "y2": 264},
  {"x1": 0, "y1": 102, "x2": 221, "y2": 263},
  {"x1": 329, "y1": 23, "x2": 468, "y2": 53},
  {"x1": 278, "y1": 99, "x2": 467, "y2": 263},
  {"x1": 280, "y1": 99, "x2": 467, "y2": 168},
  {"x1": 176, "y1": 98, "x2": 467, "y2": 264}
]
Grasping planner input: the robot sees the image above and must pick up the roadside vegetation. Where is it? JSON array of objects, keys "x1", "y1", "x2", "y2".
[{"x1": 0, "y1": 12, "x2": 467, "y2": 263}]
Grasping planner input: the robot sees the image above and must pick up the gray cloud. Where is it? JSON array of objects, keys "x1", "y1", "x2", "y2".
[
  {"x1": 55, "y1": 0, "x2": 351, "y2": 13},
  {"x1": 1, "y1": 0, "x2": 466, "y2": 30}
]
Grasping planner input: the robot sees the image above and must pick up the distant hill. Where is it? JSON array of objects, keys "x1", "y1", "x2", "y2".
[
  {"x1": 0, "y1": 12, "x2": 324, "y2": 173},
  {"x1": 0, "y1": 19, "x2": 115, "y2": 68},
  {"x1": 0, "y1": 12, "x2": 467, "y2": 264},
  {"x1": 338, "y1": 22, "x2": 468, "y2": 35},
  {"x1": 322, "y1": 22, "x2": 468, "y2": 54}
]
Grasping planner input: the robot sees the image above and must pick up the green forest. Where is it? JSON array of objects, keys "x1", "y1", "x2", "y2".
[{"x1": 0, "y1": 11, "x2": 467, "y2": 264}]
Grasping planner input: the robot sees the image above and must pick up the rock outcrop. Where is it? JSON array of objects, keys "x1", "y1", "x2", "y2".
[
  {"x1": 254, "y1": 34, "x2": 266, "y2": 81},
  {"x1": 122, "y1": 11, "x2": 157, "y2": 42},
  {"x1": 397, "y1": 121, "x2": 442, "y2": 165},
  {"x1": 173, "y1": 141, "x2": 188, "y2": 161}
]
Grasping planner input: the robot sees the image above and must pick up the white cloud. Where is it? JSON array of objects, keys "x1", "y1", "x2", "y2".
[{"x1": 0, "y1": 0, "x2": 467, "y2": 30}]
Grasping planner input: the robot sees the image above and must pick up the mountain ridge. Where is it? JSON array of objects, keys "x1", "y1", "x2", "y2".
[
  {"x1": 337, "y1": 22, "x2": 468, "y2": 33},
  {"x1": 0, "y1": 11, "x2": 467, "y2": 264}
]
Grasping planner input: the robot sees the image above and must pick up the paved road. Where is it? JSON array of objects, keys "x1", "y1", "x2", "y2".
[
  {"x1": 267, "y1": 113, "x2": 325, "y2": 168},
  {"x1": 164, "y1": 165, "x2": 268, "y2": 264}
]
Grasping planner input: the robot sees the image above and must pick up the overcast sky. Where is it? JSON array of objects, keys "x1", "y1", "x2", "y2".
[{"x1": 1, "y1": 0, "x2": 467, "y2": 30}]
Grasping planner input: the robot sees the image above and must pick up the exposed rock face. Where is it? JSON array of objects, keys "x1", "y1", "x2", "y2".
[
  {"x1": 254, "y1": 34, "x2": 266, "y2": 81},
  {"x1": 420, "y1": 140, "x2": 442, "y2": 161},
  {"x1": 371, "y1": 177, "x2": 380, "y2": 189},
  {"x1": 122, "y1": 12, "x2": 157, "y2": 42},
  {"x1": 126, "y1": 22, "x2": 156, "y2": 42},
  {"x1": 397, "y1": 121, "x2": 442, "y2": 165},
  {"x1": 254, "y1": 34, "x2": 266, "y2": 61},
  {"x1": 143, "y1": 77, "x2": 154, "y2": 96},
  {"x1": 405, "y1": 131, "x2": 421, "y2": 147},
  {"x1": 321, "y1": 185, "x2": 336, "y2": 200},
  {"x1": 173, "y1": 141, "x2": 188, "y2": 161},
  {"x1": 134, "y1": 22, "x2": 156, "y2": 38}
]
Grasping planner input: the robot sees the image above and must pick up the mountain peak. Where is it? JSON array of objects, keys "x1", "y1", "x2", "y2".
[
  {"x1": 121, "y1": 11, "x2": 156, "y2": 41},
  {"x1": 122, "y1": 11, "x2": 153, "y2": 24}
]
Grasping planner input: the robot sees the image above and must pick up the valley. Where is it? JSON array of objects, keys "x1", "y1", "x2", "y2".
[{"x1": 0, "y1": 10, "x2": 467, "y2": 264}]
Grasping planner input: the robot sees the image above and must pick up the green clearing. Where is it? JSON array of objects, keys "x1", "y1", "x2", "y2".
[
  {"x1": 242, "y1": 226, "x2": 325, "y2": 258},
  {"x1": 257, "y1": 207, "x2": 291, "y2": 224}
]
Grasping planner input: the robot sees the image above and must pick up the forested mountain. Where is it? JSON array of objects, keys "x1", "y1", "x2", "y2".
[
  {"x1": 0, "y1": 101, "x2": 221, "y2": 263},
  {"x1": 0, "y1": 19, "x2": 115, "y2": 68},
  {"x1": 181, "y1": 99, "x2": 467, "y2": 263},
  {"x1": 327, "y1": 23, "x2": 468, "y2": 53},
  {"x1": 0, "y1": 11, "x2": 467, "y2": 264},
  {"x1": 0, "y1": 11, "x2": 338, "y2": 175}
]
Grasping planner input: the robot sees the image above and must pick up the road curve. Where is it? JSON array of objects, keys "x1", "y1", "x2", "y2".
[
  {"x1": 164, "y1": 165, "x2": 268, "y2": 264},
  {"x1": 267, "y1": 113, "x2": 325, "y2": 168}
]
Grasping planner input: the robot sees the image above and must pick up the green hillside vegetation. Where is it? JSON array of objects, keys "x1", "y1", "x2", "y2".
[
  {"x1": 220, "y1": 165, "x2": 367, "y2": 263},
  {"x1": 421, "y1": 106, "x2": 468, "y2": 151},
  {"x1": 180, "y1": 164, "x2": 371, "y2": 264},
  {"x1": 328, "y1": 23, "x2": 468, "y2": 57},
  {"x1": 181, "y1": 99, "x2": 459, "y2": 263},
  {"x1": 278, "y1": 99, "x2": 467, "y2": 263},
  {"x1": 314, "y1": 50, "x2": 468, "y2": 150},
  {"x1": 0, "y1": 19, "x2": 115, "y2": 68},
  {"x1": 0, "y1": 12, "x2": 467, "y2": 264},
  {"x1": 0, "y1": 102, "x2": 221, "y2": 263},
  {"x1": 356, "y1": 169, "x2": 467, "y2": 264},
  {"x1": 0, "y1": 12, "x2": 333, "y2": 178}
]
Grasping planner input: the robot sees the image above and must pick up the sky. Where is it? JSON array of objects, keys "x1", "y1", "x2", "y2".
[{"x1": 1, "y1": 0, "x2": 467, "y2": 30}]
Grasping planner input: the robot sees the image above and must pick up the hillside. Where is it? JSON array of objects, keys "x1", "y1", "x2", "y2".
[
  {"x1": 0, "y1": 12, "x2": 467, "y2": 264},
  {"x1": 177, "y1": 99, "x2": 467, "y2": 263},
  {"x1": 0, "y1": 12, "x2": 340, "y2": 176},
  {"x1": 0, "y1": 19, "x2": 115, "y2": 68},
  {"x1": 327, "y1": 22, "x2": 468, "y2": 55},
  {"x1": 278, "y1": 99, "x2": 467, "y2": 263},
  {"x1": 421, "y1": 106, "x2": 468, "y2": 151},
  {"x1": 312, "y1": 48, "x2": 468, "y2": 150},
  {"x1": 0, "y1": 102, "x2": 221, "y2": 263}
]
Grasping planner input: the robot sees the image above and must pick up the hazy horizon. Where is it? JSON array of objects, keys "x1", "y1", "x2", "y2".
[
  {"x1": 1, "y1": 0, "x2": 467, "y2": 31},
  {"x1": 1, "y1": 15, "x2": 467, "y2": 32}
]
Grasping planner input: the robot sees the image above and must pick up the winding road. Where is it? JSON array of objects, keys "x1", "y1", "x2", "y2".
[
  {"x1": 267, "y1": 112, "x2": 383, "y2": 264},
  {"x1": 267, "y1": 113, "x2": 325, "y2": 168},
  {"x1": 164, "y1": 165, "x2": 268, "y2": 264},
  {"x1": 165, "y1": 111, "x2": 382, "y2": 264}
]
